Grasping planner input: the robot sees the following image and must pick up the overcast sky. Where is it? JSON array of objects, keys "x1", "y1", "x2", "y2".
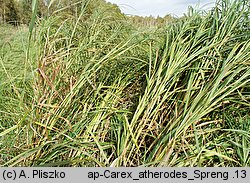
[{"x1": 106, "y1": 0, "x2": 216, "y2": 17}]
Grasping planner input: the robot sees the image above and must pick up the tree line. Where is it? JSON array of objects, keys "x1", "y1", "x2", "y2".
[
  {"x1": 0, "y1": 0, "x2": 175, "y2": 26},
  {"x1": 0, "y1": 0, "x2": 125, "y2": 25},
  {"x1": 0, "y1": 0, "x2": 48, "y2": 25}
]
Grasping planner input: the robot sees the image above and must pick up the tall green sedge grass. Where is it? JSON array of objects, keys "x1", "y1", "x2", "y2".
[
  {"x1": 0, "y1": 0, "x2": 250, "y2": 166},
  {"x1": 0, "y1": 24, "x2": 35, "y2": 165}
]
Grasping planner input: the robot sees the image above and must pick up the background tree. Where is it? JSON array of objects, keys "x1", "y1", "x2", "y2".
[
  {"x1": 19, "y1": 0, "x2": 32, "y2": 24},
  {"x1": 5, "y1": 0, "x2": 20, "y2": 25},
  {"x1": 0, "y1": 0, "x2": 6, "y2": 23}
]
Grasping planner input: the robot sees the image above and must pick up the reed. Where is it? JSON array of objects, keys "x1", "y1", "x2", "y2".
[{"x1": 0, "y1": 0, "x2": 249, "y2": 167}]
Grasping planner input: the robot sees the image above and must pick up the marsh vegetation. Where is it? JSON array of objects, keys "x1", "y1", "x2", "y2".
[{"x1": 0, "y1": 0, "x2": 250, "y2": 166}]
